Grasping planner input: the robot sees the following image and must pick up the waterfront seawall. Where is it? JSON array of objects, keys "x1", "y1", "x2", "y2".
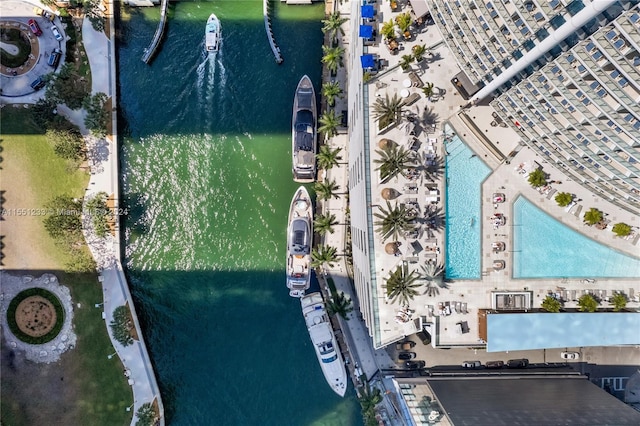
[{"x1": 88, "y1": 2, "x2": 166, "y2": 424}]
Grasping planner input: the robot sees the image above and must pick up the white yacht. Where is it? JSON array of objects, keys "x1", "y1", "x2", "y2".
[
  {"x1": 205, "y1": 13, "x2": 221, "y2": 52},
  {"x1": 301, "y1": 292, "x2": 347, "y2": 397},
  {"x1": 291, "y1": 75, "x2": 317, "y2": 182},
  {"x1": 286, "y1": 186, "x2": 313, "y2": 298}
]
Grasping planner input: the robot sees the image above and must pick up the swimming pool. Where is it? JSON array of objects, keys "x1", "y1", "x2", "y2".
[
  {"x1": 444, "y1": 126, "x2": 491, "y2": 279},
  {"x1": 513, "y1": 196, "x2": 640, "y2": 278}
]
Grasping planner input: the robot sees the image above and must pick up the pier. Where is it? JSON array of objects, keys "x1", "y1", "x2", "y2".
[
  {"x1": 141, "y1": 0, "x2": 169, "y2": 64},
  {"x1": 264, "y1": 0, "x2": 284, "y2": 64}
]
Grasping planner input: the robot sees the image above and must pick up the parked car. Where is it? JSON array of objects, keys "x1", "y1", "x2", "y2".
[
  {"x1": 398, "y1": 352, "x2": 416, "y2": 360},
  {"x1": 395, "y1": 340, "x2": 416, "y2": 351},
  {"x1": 415, "y1": 330, "x2": 431, "y2": 345},
  {"x1": 406, "y1": 360, "x2": 426, "y2": 369},
  {"x1": 462, "y1": 360, "x2": 481, "y2": 368},
  {"x1": 30, "y1": 76, "x2": 45, "y2": 90},
  {"x1": 507, "y1": 358, "x2": 529, "y2": 368},
  {"x1": 51, "y1": 25, "x2": 63, "y2": 41},
  {"x1": 34, "y1": 6, "x2": 55, "y2": 21},
  {"x1": 561, "y1": 351, "x2": 580, "y2": 360},
  {"x1": 485, "y1": 360, "x2": 504, "y2": 369},
  {"x1": 48, "y1": 48, "x2": 62, "y2": 68},
  {"x1": 28, "y1": 19, "x2": 42, "y2": 36}
]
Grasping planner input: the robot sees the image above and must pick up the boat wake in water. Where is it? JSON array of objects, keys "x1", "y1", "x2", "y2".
[{"x1": 195, "y1": 42, "x2": 227, "y2": 115}]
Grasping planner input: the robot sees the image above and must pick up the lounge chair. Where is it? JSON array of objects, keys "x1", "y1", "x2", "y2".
[
  {"x1": 402, "y1": 92, "x2": 421, "y2": 106},
  {"x1": 572, "y1": 204, "x2": 583, "y2": 217},
  {"x1": 546, "y1": 188, "x2": 557, "y2": 199},
  {"x1": 408, "y1": 71, "x2": 424, "y2": 88},
  {"x1": 461, "y1": 302, "x2": 468, "y2": 314}
]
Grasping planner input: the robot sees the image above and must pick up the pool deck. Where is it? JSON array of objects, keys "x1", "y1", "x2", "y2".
[{"x1": 358, "y1": 0, "x2": 640, "y2": 349}]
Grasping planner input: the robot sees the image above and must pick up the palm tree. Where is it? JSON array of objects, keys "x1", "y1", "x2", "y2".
[
  {"x1": 321, "y1": 81, "x2": 343, "y2": 107},
  {"x1": 396, "y1": 12, "x2": 412, "y2": 36},
  {"x1": 424, "y1": 155, "x2": 445, "y2": 181},
  {"x1": 541, "y1": 295, "x2": 561, "y2": 312},
  {"x1": 422, "y1": 82, "x2": 435, "y2": 98},
  {"x1": 319, "y1": 110, "x2": 342, "y2": 139},
  {"x1": 609, "y1": 292, "x2": 627, "y2": 312},
  {"x1": 386, "y1": 262, "x2": 421, "y2": 306},
  {"x1": 554, "y1": 192, "x2": 573, "y2": 207},
  {"x1": 374, "y1": 144, "x2": 415, "y2": 184},
  {"x1": 412, "y1": 44, "x2": 427, "y2": 62},
  {"x1": 321, "y1": 12, "x2": 348, "y2": 43},
  {"x1": 612, "y1": 222, "x2": 631, "y2": 237},
  {"x1": 322, "y1": 45, "x2": 345, "y2": 75},
  {"x1": 583, "y1": 207, "x2": 603, "y2": 226},
  {"x1": 577, "y1": 294, "x2": 598, "y2": 312},
  {"x1": 317, "y1": 144, "x2": 343, "y2": 170},
  {"x1": 374, "y1": 201, "x2": 415, "y2": 242},
  {"x1": 420, "y1": 263, "x2": 445, "y2": 296},
  {"x1": 314, "y1": 212, "x2": 339, "y2": 236},
  {"x1": 327, "y1": 291, "x2": 353, "y2": 319},
  {"x1": 359, "y1": 385, "x2": 383, "y2": 426},
  {"x1": 372, "y1": 93, "x2": 404, "y2": 129},
  {"x1": 314, "y1": 179, "x2": 341, "y2": 201},
  {"x1": 381, "y1": 19, "x2": 396, "y2": 41},
  {"x1": 528, "y1": 168, "x2": 547, "y2": 187},
  {"x1": 425, "y1": 206, "x2": 446, "y2": 232},
  {"x1": 311, "y1": 245, "x2": 338, "y2": 270},
  {"x1": 399, "y1": 54, "x2": 414, "y2": 71}
]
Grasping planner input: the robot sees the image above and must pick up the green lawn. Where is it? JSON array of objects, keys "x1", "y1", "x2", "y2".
[{"x1": 0, "y1": 107, "x2": 132, "y2": 425}]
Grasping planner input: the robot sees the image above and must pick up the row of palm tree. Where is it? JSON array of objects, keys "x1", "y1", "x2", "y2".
[
  {"x1": 554, "y1": 192, "x2": 631, "y2": 236},
  {"x1": 385, "y1": 261, "x2": 446, "y2": 306},
  {"x1": 321, "y1": 11, "x2": 348, "y2": 45}
]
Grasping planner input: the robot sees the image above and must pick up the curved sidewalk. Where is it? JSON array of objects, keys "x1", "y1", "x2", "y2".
[{"x1": 80, "y1": 7, "x2": 165, "y2": 425}]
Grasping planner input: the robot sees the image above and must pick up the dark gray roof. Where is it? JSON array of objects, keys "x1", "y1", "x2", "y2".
[{"x1": 427, "y1": 377, "x2": 640, "y2": 425}]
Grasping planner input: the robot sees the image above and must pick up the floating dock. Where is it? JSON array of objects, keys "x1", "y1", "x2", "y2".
[
  {"x1": 141, "y1": 0, "x2": 169, "y2": 64},
  {"x1": 264, "y1": 0, "x2": 284, "y2": 64}
]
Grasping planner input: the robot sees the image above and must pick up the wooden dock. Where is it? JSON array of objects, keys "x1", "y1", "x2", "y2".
[
  {"x1": 264, "y1": 0, "x2": 284, "y2": 64},
  {"x1": 141, "y1": 0, "x2": 169, "y2": 64}
]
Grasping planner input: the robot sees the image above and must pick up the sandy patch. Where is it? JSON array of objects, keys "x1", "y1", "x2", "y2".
[{"x1": 15, "y1": 295, "x2": 58, "y2": 337}]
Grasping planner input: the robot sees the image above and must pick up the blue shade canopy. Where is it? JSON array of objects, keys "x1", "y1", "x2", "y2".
[
  {"x1": 360, "y1": 54, "x2": 375, "y2": 69},
  {"x1": 359, "y1": 25, "x2": 373, "y2": 39},
  {"x1": 361, "y1": 5, "x2": 374, "y2": 18}
]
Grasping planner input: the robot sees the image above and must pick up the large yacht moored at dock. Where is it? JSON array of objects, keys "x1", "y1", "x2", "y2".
[
  {"x1": 301, "y1": 292, "x2": 347, "y2": 397},
  {"x1": 291, "y1": 75, "x2": 317, "y2": 182},
  {"x1": 286, "y1": 186, "x2": 313, "y2": 297}
]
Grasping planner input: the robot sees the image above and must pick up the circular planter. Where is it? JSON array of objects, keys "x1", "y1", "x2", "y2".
[{"x1": 6, "y1": 287, "x2": 65, "y2": 344}]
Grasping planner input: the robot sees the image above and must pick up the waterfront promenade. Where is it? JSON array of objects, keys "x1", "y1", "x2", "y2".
[{"x1": 62, "y1": 7, "x2": 165, "y2": 424}]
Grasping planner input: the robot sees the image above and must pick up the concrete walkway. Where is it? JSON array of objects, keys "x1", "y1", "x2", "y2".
[
  {"x1": 315, "y1": 0, "x2": 396, "y2": 390},
  {"x1": 67, "y1": 8, "x2": 165, "y2": 425}
]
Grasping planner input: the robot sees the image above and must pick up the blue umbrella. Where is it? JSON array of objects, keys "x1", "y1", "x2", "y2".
[
  {"x1": 360, "y1": 54, "x2": 375, "y2": 69},
  {"x1": 361, "y1": 5, "x2": 374, "y2": 19},
  {"x1": 359, "y1": 25, "x2": 373, "y2": 39}
]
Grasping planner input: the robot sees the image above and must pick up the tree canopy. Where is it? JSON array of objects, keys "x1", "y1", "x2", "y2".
[
  {"x1": 577, "y1": 294, "x2": 598, "y2": 313},
  {"x1": 83, "y1": 92, "x2": 109, "y2": 137},
  {"x1": 583, "y1": 207, "x2": 603, "y2": 226},
  {"x1": 541, "y1": 296, "x2": 561, "y2": 313},
  {"x1": 554, "y1": 192, "x2": 573, "y2": 207},
  {"x1": 110, "y1": 305, "x2": 134, "y2": 346},
  {"x1": 612, "y1": 222, "x2": 631, "y2": 237},
  {"x1": 374, "y1": 201, "x2": 415, "y2": 242},
  {"x1": 527, "y1": 169, "x2": 546, "y2": 187}
]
